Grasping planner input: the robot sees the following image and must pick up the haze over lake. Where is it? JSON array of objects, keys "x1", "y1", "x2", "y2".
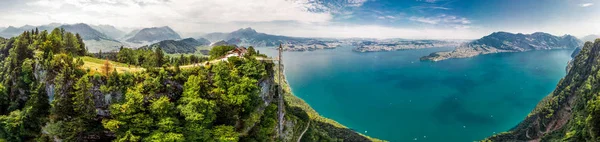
[{"x1": 263, "y1": 46, "x2": 574, "y2": 142}]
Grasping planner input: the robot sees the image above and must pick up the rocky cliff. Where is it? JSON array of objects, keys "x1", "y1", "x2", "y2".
[{"x1": 485, "y1": 39, "x2": 600, "y2": 141}]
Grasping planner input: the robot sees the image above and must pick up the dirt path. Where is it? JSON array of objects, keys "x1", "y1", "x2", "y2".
[{"x1": 298, "y1": 121, "x2": 310, "y2": 142}]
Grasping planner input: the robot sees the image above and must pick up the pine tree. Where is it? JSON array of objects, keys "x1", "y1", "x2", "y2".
[
  {"x1": 75, "y1": 33, "x2": 86, "y2": 55},
  {"x1": 48, "y1": 28, "x2": 64, "y2": 53},
  {"x1": 178, "y1": 75, "x2": 217, "y2": 141},
  {"x1": 155, "y1": 47, "x2": 164, "y2": 67},
  {"x1": 20, "y1": 83, "x2": 50, "y2": 139},
  {"x1": 69, "y1": 75, "x2": 97, "y2": 141},
  {"x1": 101, "y1": 59, "x2": 113, "y2": 77},
  {"x1": 102, "y1": 85, "x2": 153, "y2": 141}
]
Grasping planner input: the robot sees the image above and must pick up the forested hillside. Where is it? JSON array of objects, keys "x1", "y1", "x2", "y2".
[
  {"x1": 141, "y1": 38, "x2": 210, "y2": 54},
  {"x1": 485, "y1": 39, "x2": 600, "y2": 141},
  {"x1": 0, "y1": 28, "x2": 381, "y2": 142}
]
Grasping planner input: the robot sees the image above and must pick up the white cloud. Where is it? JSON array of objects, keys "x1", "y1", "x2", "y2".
[
  {"x1": 409, "y1": 14, "x2": 471, "y2": 25},
  {"x1": 416, "y1": 0, "x2": 437, "y2": 3},
  {"x1": 376, "y1": 15, "x2": 396, "y2": 20},
  {"x1": 2, "y1": 0, "x2": 484, "y2": 39},
  {"x1": 265, "y1": 24, "x2": 483, "y2": 39},
  {"x1": 347, "y1": 0, "x2": 369, "y2": 7},
  {"x1": 14, "y1": 0, "x2": 334, "y2": 27},
  {"x1": 580, "y1": 3, "x2": 594, "y2": 7}
]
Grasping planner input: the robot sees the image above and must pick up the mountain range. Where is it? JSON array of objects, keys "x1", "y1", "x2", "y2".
[
  {"x1": 0, "y1": 23, "x2": 61, "y2": 38},
  {"x1": 202, "y1": 27, "x2": 320, "y2": 47},
  {"x1": 3, "y1": 23, "x2": 595, "y2": 56},
  {"x1": 0, "y1": 23, "x2": 190, "y2": 53},
  {"x1": 59, "y1": 23, "x2": 116, "y2": 41},
  {"x1": 421, "y1": 32, "x2": 583, "y2": 61}
]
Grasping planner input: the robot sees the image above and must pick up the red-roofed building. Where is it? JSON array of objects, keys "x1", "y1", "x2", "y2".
[{"x1": 220, "y1": 47, "x2": 248, "y2": 61}]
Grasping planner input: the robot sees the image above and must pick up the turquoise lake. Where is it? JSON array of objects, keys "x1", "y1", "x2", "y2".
[{"x1": 261, "y1": 46, "x2": 574, "y2": 142}]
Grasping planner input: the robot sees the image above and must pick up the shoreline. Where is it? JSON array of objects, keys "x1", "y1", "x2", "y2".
[{"x1": 275, "y1": 66, "x2": 385, "y2": 142}]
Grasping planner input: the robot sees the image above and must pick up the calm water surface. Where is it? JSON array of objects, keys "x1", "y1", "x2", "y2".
[{"x1": 261, "y1": 46, "x2": 573, "y2": 142}]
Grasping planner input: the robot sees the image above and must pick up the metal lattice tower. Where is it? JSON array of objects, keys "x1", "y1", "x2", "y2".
[{"x1": 278, "y1": 44, "x2": 285, "y2": 140}]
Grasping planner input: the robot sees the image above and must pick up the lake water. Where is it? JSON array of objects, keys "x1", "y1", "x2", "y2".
[{"x1": 261, "y1": 46, "x2": 574, "y2": 142}]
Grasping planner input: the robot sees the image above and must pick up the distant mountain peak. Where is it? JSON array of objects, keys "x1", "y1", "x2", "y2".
[
  {"x1": 201, "y1": 27, "x2": 305, "y2": 47},
  {"x1": 126, "y1": 26, "x2": 181, "y2": 43},
  {"x1": 59, "y1": 23, "x2": 116, "y2": 41},
  {"x1": 581, "y1": 34, "x2": 600, "y2": 42},
  {"x1": 231, "y1": 27, "x2": 258, "y2": 35},
  {"x1": 90, "y1": 24, "x2": 125, "y2": 39}
]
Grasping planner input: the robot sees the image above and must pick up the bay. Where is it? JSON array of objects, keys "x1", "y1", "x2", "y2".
[{"x1": 261, "y1": 46, "x2": 573, "y2": 142}]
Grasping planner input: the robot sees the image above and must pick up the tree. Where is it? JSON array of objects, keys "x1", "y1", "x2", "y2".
[
  {"x1": 178, "y1": 75, "x2": 217, "y2": 141},
  {"x1": 0, "y1": 83, "x2": 51, "y2": 141},
  {"x1": 48, "y1": 28, "x2": 64, "y2": 53},
  {"x1": 101, "y1": 59, "x2": 113, "y2": 76},
  {"x1": 248, "y1": 46, "x2": 257, "y2": 56},
  {"x1": 211, "y1": 125, "x2": 238, "y2": 142},
  {"x1": 0, "y1": 85, "x2": 7, "y2": 114},
  {"x1": 102, "y1": 86, "x2": 153, "y2": 141},
  {"x1": 209, "y1": 45, "x2": 235, "y2": 59},
  {"x1": 63, "y1": 32, "x2": 80, "y2": 55},
  {"x1": 70, "y1": 75, "x2": 97, "y2": 140},
  {"x1": 75, "y1": 33, "x2": 86, "y2": 55},
  {"x1": 155, "y1": 47, "x2": 164, "y2": 67},
  {"x1": 0, "y1": 110, "x2": 25, "y2": 141},
  {"x1": 146, "y1": 96, "x2": 184, "y2": 142},
  {"x1": 21, "y1": 83, "x2": 50, "y2": 139}
]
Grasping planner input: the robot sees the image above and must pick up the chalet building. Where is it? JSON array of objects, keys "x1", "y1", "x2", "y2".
[{"x1": 220, "y1": 47, "x2": 248, "y2": 61}]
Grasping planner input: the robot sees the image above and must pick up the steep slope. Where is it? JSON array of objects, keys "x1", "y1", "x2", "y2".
[
  {"x1": 275, "y1": 66, "x2": 384, "y2": 142},
  {"x1": 126, "y1": 26, "x2": 181, "y2": 43},
  {"x1": 90, "y1": 24, "x2": 126, "y2": 39},
  {"x1": 421, "y1": 32, "x2": 583, "y2": 61},
  {"x1": 143, "y1": 38, "x2": 210, "y2": 54},
  {"x1": 485, "y1": 39, "x2": 600, "y2": 141},
  {"x1": 120, "y1": 29, "x2": 140, "y2": 40}
]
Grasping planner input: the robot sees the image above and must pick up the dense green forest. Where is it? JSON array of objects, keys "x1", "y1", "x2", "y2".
[
  {"x1": 485, "y1": 39, "x2": 600, "y2": 141},
  {"x1": 0, "y1": 28, "x2": 381, "y2": 142}
]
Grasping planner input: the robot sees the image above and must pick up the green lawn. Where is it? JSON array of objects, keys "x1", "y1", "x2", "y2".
[{"x1": 79, "y1": 56, "x2": 145, "y2": 74}]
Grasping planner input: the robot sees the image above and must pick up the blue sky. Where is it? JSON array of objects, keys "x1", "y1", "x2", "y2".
[
  {"x1": 324, "y1": 0, "x2": 599, "y2": 34},
  {"x1": 0, "y1": 0, "x2": 598, "y2": 39}
]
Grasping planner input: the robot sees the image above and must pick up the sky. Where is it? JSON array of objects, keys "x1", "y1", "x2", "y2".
[{"x1": 0, "y1": 0, "x2": 598, "y2": 39}]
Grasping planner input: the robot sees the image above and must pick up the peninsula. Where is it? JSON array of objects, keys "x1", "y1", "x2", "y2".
[
  {"x1": 420, "y1": 32, "x2": 583, "y2": 61},
  {"x1": 353, "y1": 39, "x2": 464, "y2": 52}
]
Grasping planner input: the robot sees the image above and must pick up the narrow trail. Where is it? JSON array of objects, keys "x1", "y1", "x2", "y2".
[{"x1": 298, "y1": 121, "x2": 310, "y2": 142}]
